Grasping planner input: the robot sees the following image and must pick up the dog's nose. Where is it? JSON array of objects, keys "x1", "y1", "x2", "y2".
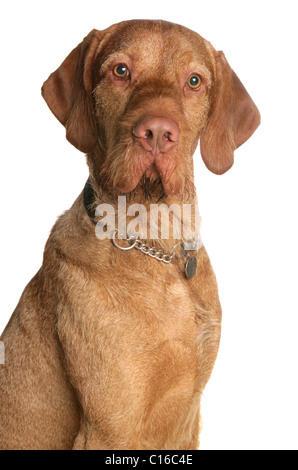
[{"x1": 133, "y1": 116, "x2": 180, "y2": 156}]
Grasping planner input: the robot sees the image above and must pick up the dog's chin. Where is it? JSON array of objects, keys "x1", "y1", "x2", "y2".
[
  {"x1": 115, "y1": 162, "x2": 172, "y2": 200},
  {"x1": 103, "y1": 142, "x2": 184, "y2": 198},
  {"x1": 116, "y1": 173, "x2": 165, "y2": 200},
  {"x1": 115, "y1": 165, "x2": 182, "y2": 200}
]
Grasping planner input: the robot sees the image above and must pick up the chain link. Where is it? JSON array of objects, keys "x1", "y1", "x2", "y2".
[{"x1": 133, "y1": 239, "x2": 174, "y2": 264}]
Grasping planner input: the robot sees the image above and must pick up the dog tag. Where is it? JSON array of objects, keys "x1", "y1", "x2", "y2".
[{"x1": 185, "y1": 256, "x2": 197, "y2": 280}]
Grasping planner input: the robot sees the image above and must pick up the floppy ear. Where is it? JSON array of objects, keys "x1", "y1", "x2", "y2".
[
  {"x1": 41, "y1": 29, "x2": 103, "y2": 153},
  {"x1": 200, "y1": 51, "x2": 260, "y2": 175}
]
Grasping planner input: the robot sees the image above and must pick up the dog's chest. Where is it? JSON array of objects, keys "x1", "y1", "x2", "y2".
[
  {"x1": 87, "y1": 275, "x2": 203, "y2": 446},
  {"x1": 57, "y1": 255, "x2": 218, "y2": 448}
]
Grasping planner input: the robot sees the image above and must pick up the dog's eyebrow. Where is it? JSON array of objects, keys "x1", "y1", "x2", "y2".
[
  {"x1": 100, "y1": 52, "x2": 132, "y2": 71},
  {"x1": 187, "y1": 63, "x2": 213, "y2": 83}
]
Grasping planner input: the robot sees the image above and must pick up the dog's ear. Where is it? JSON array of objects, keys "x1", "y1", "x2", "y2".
[
  {"x1": 42, "y1": 30, "x2": 103, "y2": 153},
  {"x1": 200, "y1": 51, "x2": 260, "y2": 175}
]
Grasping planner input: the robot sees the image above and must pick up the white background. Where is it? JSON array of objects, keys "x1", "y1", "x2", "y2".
[{"x1": 1, "y1": 0, "x2": 298, "y2": 450}]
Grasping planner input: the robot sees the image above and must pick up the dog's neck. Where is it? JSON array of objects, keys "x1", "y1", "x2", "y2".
[{"x1": 83, "y1": 176, "x2": 201, "y2": 256}]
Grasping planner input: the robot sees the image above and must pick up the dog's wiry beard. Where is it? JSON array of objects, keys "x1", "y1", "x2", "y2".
[
  {"x1": 99, "y1": 128, "x2": 165, "y2": 198},
  {"x1": 98, "y1": 121, "x2": 195, "y2": 201},
  {"x1": 99, "y1": 137, "x2": 154, "y2": 195}
]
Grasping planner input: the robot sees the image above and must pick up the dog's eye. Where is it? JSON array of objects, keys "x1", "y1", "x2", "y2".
[
  {"x1": 113, "y1": 65, "x2": 130, "y2": 79},
  {"x1": 187, "y1": 74, "x2": 202, "y2": 89}
]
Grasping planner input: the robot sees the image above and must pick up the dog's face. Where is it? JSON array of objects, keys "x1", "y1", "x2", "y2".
[
  {"x1": 94, "y1": 21, "x2": 214, "y2": 198},
  {"x1": 42, "y1": 20, "x2": 260, "y2": 199}
]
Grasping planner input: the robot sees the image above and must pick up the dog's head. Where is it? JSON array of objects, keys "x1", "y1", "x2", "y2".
[{"x1": 42, "y1": 20, "x2": 260, "y2": 199}]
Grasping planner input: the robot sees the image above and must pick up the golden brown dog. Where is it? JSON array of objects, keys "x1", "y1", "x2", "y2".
[{"x1": 0, "y1": 20, "x2": 260, "y2": 450}]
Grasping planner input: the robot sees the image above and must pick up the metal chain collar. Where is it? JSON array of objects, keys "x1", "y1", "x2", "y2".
[
  {"x1": 112, "y1": 231, "x2": 199, "y2": 264},
  {"x1": 111, "y1": 231, "x2": 201, "y2": 279},
  {"x1": 83, "y1": 180, "x2": 200, "y2": 278},
  {"x1": 131, "y1": 238, "x2": 175, "y2": 264},
  {"x1": 112, "y1": 232, "x2": 176, "y2": 263}
]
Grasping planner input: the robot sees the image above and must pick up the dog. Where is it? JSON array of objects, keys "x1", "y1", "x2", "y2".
[{"x1": 0, "y1": 20, "x2": 260, "y2": 450}]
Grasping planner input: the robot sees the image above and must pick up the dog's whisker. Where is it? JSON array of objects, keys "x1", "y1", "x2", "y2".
[{"x1": 157, "y1": 192, "x2": 167, "y2": 203}]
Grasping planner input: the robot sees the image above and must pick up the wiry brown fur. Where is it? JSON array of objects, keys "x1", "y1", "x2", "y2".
[{"x1": 0, "y1": 20, "x2": 260, "y2": 450}]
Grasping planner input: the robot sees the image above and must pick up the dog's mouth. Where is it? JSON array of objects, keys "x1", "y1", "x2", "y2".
[
  {"x1": 100, "y1": 138, "x2": 177, "y2": 197},
  {"x1": 124, "y1": 149, "x2": 178, "y2": 199},
  {"x1": 122, "y1": 159, "x2": 166, "y2": 202}
]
